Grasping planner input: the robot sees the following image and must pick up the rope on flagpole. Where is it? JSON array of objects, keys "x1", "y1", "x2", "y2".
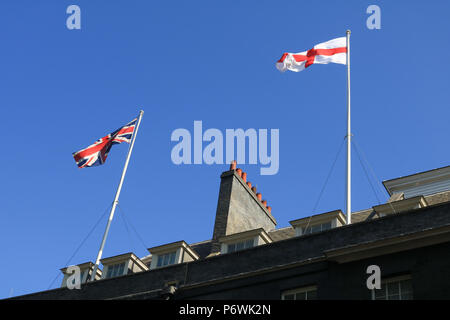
[
  {"x1": 118, "y1": 203, "x2": 135, "y2": 251},
  {"x1": 352, "y1": 138, "x2": 388, "y2": 201},
  {"x1": 352, "y1": 141, "x2": 382, "y2": 205},
  {"x1": 117, "y1": 204, "x2": 149, "y2": 252},
  {"x1": 352, "y1": 137, "x2": 397, "y2": 215},
  {"x1": 47, "y1": 202, "x2": 112, "y2": 290},
  {"x1": 303, "y1": 138, "x2": 346, "y2": 234}
]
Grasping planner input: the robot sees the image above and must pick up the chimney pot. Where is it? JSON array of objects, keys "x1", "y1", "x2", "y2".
[
  {"x1": 267, "y1": 206, "x2": 272, "y2": 213},
  {"x1": 262, "y1": 200, "x2": 267, "y2": 206},
  {"x1": 230, "y1": 160, "x2": 237, "y2": 171},
  {"x1": 241, "y1": 172, "x2": 247, "y2": 182},
  {"x1": 256, "y1": 193, "x2": 262, "y2": 201},
  {"x1": 247, "y1": 181, "x2": 252, "y2": 188},
  {"x1": 251, "y1": 186, "x2": 257, "y2": 194}
]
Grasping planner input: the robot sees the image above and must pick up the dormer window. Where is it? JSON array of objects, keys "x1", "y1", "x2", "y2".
[
  {"x1": 60, "y1": 262, "x2": 102, "y2": 287},
  {"x1": 290, "y1": 210, "x2": 346, "y2": 236},
  {"x1": 219, "y1": 228, "x2": 272, "y2": 254},
  {"x1": 227, "y1": 239, "x2": 254, "y2": 253},
  {"x1": 106, "y1": 262, "x2": 125, "y2": 279},
  {"x1": 302, "y1": 221, "x2": 332, "y2": 235},
  {"x1": 148, "y1": 241, "x2": 199, "y2": 270},
  {"x1": 100, "y1": 252, "x2": 148, "y2": 279},
  {"x1": 78, "y1": 270, "x2": 87, "y2": 283},
  {"x1": 383, "y1": 165, "x2": 450, "y2": 199},
  {"x1": 156, "y1": 251, "x2": 177, "y2": 267},
  {"x1": 372, "y1": 196, "x2": 427, "y2": 217}
]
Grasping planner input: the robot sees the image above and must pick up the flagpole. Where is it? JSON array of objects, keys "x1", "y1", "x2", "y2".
[
  {"x1": 346, "y1": 30, "x2": 352, "y2": 225},
  {"x1": 90, "y1": 110, "x2": 144, "y2": 281}
]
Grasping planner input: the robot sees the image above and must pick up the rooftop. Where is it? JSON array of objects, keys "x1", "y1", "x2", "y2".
[{"x1": 11, "y1": 164, "x2": 450, "y2": 299}]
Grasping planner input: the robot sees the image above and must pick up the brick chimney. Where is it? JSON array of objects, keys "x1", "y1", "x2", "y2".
[{"x1": 210, "y1": 162, "x2": 277, "y2": 253}]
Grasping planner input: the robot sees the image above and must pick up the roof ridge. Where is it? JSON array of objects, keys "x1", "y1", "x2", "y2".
[{"x1": 268, "y1": 226, "x2": 294, "y2": 233}]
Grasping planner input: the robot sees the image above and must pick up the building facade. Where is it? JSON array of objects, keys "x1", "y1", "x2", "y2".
[{"x1": 12, "y1": 164, "x2": 450, "y2": 300}]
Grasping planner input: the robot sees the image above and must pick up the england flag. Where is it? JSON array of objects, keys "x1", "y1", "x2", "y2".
[{"x1": 276, "y1": 37, "x2": 347, "y2": 72}]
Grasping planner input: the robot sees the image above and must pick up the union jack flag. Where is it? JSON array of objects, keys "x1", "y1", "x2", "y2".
[{"x1": 73, "y1": 118, "x2": 137, "y2": 168}]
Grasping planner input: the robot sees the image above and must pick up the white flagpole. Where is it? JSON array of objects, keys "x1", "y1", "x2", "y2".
[
  {"x1": 346, "y1": 30, "x2": 352, "y2": 225},
  {"x1": 90, "y1": 110, "x2": 144, "y2": 281}
]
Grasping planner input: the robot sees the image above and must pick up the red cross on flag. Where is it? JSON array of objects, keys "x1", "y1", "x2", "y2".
[{"x1": 276, "y1": 37, "x2": 347, "y2": 72}]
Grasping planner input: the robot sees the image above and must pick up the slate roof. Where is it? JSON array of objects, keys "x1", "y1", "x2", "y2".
[
  {"x1": 139, "y1": 190, "x2": 450, "y2": 263},
  {"x1": 189, "y1": 240, "x2": 213, "y2": 259},
  {"x1": 268, "y1": 226, "x2": 295, "y2": 241}
]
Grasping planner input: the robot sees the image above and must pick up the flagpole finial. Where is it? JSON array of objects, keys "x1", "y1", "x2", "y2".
[{"x1": 346, "y1": 29, "x2": 351, "y2": 35}]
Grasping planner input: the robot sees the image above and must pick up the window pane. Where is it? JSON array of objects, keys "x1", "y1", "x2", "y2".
[
  {"x1": 245, "y1": 239, "x2": 254, "y2": 249},
  {"x1": 163, "y1": 253, "x2": 170, "y2": 266},
  {"x1": 118, "y1": 263, "x2": 125, "y2": 275},
  {"x1": 307, "y1": 290, "x2": 317, "y2": 300},
  {"x1": 374, "y1": 288, "x2": 386, "y2": 300},
  {"x1": 322, "y1": 222, "x2": 332, "y2": 230},
  {"x1": 110, "y1": 266, "x2": 115, "y2": 277},
  {"x1": 387, "y1": 294, "x2": 400, "y2": 300},
  {"x1": 311, "y1": 225, "x2": 321, "y2": 233},
  {"x1": 112, "y1": 264, "x2": 118, "y2": 277},
  {"x1": 375, "y1": 278, "x2": 413, "y2": 300},
  {"x1": 157, "y1": 256, "x2": 162, "y2": 267},
  {"x1": 111, "y1": 264, "x2": 116, "y2": 276},
  {"x1": 169, "y1": 252, "x2": 176, "y2": 265},
  {"x1": 282, "y1": 287, "x2": 318, "y2": 301},
  {"x1": 228, "y1": 244, "x2": 235, "y2": 253},
  {"x1": 302, "y1": 227, "x2": 311, "y2": 235},
  {"x1": 236, "y1": 242, "x2": 244, "y2": 251},
  {"x1": 295, "y1": 292, "x2": 306, "y2": 300},
  {"x1": 401, "y1": 292, "x2": 413, "y2": 300},
  {"x1": 387, "y1": 282, "x2": 399, "y2": 296},
  {"x1": 400, "y1": 280, "x2": 412, "y2": 294},
  {"x1": 113, "y1": 264, "x2": 120, "y2": 277},
  {"x1": 157, "y1": 252, "x2": 177, "y2": 267}
]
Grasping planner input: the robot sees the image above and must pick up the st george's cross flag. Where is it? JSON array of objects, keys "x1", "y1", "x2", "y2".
[
  {"x1": 72, "y1": 118, "x2": 137, "y2": 168},
  {"x1": 276, "y1": 37, "x2": 347, "y2": 72}
]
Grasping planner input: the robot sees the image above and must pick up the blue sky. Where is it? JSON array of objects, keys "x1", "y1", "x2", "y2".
[{"x1": 1, "y1": 0, "x2": 449, "y2": 298}]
